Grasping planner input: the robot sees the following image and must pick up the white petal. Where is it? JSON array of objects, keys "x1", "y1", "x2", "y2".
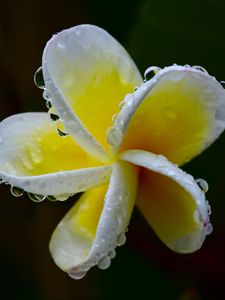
[
  {"x1": 109, "y1": 65, "x2": 225, "y2": 157},
  {"x1": 0, "y1": 112, "x2": 111, "y2": 197},
  {"x1": 42, "y1": 24, "x2": 141, "y2": 160},
  {"x1": 120, "y1": 149, "x2": 211, "y2": 253},
  {"x1": 49, "y1": 161, "x2": 138, "y2": 277},
  {"x1": 1, "y1": 166, "x2": 112, "y2": 197}
]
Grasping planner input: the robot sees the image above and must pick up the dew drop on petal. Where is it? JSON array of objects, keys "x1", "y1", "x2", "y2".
[
  {"x1": 107, "y1": 127, "x2": 122, "y2": 146},
  {"x1": 97, "y1": 256, "x2": 111, "y2": 270},
  {"x1": 57, "y1": 121, "x2": 68, "y2": 137},
  {"x1": 34, "y1": 67, "x2": 45, "y2": 89},
  {"x1": 112, "y1": 114, "x2": 117, "y2": 123},
  {"x1": 56, "y1": 194, "x2": 70, "y2": 201},
  {"x1": 117, "y1": 233, "x2": 126, "y2": 246},
  {"x1": 42, "y1": 90, "x2": 50, "y2": 101},
  {"x1": 28, "y1": 193, "x2": 46, "y2": 202},
  {"x1": 195, "y1": 178, "x2": 208, "y2": 193},
  {"x1": 47, "y1": 195, "x2": 57, "y2": 201},
  {"x1": 206, "y1": 223, "x2": 213, "y2": 235},
  {"x1": 192, "y1": 65, "x2": 208, "y2": 74},
  {"x1": 10, "y1": 186, "x2": 24, "y2": 197},
  {"x1": 144, "y1": 66, "x2": 161, "y2": 81},
  {"x1": 46, "y1": 101, "x2": 52, "y2": 109},
  {"x1": 50, "y1": 113, "x2": 60, "y2": 121},
  {"x1": 108, "y1": 249, "x2": 116, "y2": 259},
  {"x1": 0, "y1": 178, "x2": 4, "y2": 184},
  {"x1": 220, "y1": 81, "x2": 225, "y2": 88},
  {"x1": 68, "y1": 271, "x2": 87, "y2": 280}
]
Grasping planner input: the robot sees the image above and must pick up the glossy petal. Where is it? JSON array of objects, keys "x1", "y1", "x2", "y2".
[
  {"x1": 112, "y1": 66, "x2": 225, "y2": 165},
  {"x1": 120, "y1": 150, "x2": 210, "y2": 253},
  {"x1": 43, "y1": 24, "x2": 142, "y2": 155},
  {"x1": 0, "y1": 113, "x2": 111, "y2": 195},
  {"x1": 49, "y1": 161, "x2": 137, "y2": 277}
]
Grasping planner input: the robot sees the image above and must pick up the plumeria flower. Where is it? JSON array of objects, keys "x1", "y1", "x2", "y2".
[{"x1": 0, "y1": 24, "x2": 224, "y2": 280}]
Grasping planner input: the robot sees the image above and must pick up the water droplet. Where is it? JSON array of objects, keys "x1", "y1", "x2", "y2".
[
  {"x1": 108, "y1": 249, "x2": 116, "y2": 259},
  {"x1": 0, "y1": 178, "x2": 4, "y2": 184},
  {"x1": 10, "y1": 186, "x2": 24, "y2": 197},
  {"x1": 117, "y1": 233, "x2": 126, "y2": 246},
  {"x1": 56, "y1": 194, "x2": 70, "y2": 201},
  {"x1": 68, "y1": 270, "x2": 87, "y2": 280},
  {"x1": 42, "y1": 90, "x2": 50, "y2": 101},
  {"x1": 119, "y1": 100, "x2": 125, "y2": 110},
  {"x1": 47, "y1": 195, "x2": 57, "y2": 201},
  {"x1": 57, "y1": 121, "x2": 68, "y2": 137},
  {"x1": 192, "y1": 65, "x2": 208, "y2": 74},
  {"x1": 34, "y1": 67, "x2": 45, "y2": 89},
  {"x1": 206, "y1": 223, "x2": 213, "y2": 235},
  {"x1": 97, "y1": 256, "x2": 111, "y2": 270},
  {"x1": 46, "y1": 101, "x2": 52, "y2": 109},
  {"x1": 57, "y1": 128, "x2": 68, "y2": 137},
  {"x1": 184, "y1": 64, "x2": 190, "y2": 68},
  {"x1": 195, "y1": 178, "x2": 208, "y2": 193},
  {"x1": 28, "y1": 193, "x2": 46, "y2": 202},
  {"x1": 112, "y1": 114, "x2": 117, "y2": 123},
  {"x1": 107, "y1": 127, "x2": 122, "y2": 146},
  {"x1": 144, "y1": 66, "x2": 161, "y2": 81},
  {"x1": 50, "y1": 113, "x2": 60, "y2": 121},
  {"x1": 220, "y1": 81, "x2": 225, "y2": 88}
]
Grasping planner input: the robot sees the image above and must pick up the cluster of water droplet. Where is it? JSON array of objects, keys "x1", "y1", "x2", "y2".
[
  {"x1": 195, "y1": 178, "x2": 213, "y2": 235},
  {"x1": 67, "y1": 227, "x2": 128, "y2": 280},
  {"x1": 34, "y1": 67, "x2": 68, "y2": 137},
  {"x1": 0, "y1": 177, "x2": 74, "y2": 203}
]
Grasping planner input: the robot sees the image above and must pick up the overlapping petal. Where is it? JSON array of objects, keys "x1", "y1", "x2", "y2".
[
  {"x1": 43, "y1": 24, "x2": 142, "y2": 156},
  {"x1": 0, "y1": 113, "x2": 111, "y2": 196},
  {"x1": 49, "y1": 161, "x2": 137, "y2": 277},
  {"x1": 111, "y1": 66, "x2": 225, "y2": 165},
  {"x1": 120, "y1": 150, "x2": 210, "y2": 253}
]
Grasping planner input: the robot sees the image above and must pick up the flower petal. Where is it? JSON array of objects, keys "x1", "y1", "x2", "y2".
[
  {"x1": 43, "y1": 24, "x2": 142, "y2": 155},
  {"x1": 49, "y1": 161, "x2": 137, "y2": 278},
  {"x1": 0, "y1": 113, "x2": 111, "y2": 196},
  {"x1": 111, "y1": 65, "x2": 225, "y2": 165},
  {"x1": 120, "y1": 150, "x2": 211, "y2": 253}
]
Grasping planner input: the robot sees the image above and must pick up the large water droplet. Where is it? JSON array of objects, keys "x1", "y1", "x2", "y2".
[
  {"x1": 0, "y1": 178, "x2": 4, "y2": 184},
  {"x1": 50, "y1": 113, "x2": 60, "y2": 121},
  {"x1": 46, "y1": 101, "x2": 52, "y2": 109},
  {"x1": 117, "y1": 233, "x2": 126, "y2": 246},
  {"x1": 195, "y1": 178, "x2": 208, "y2": 193},
  {"x1": 144, "y1": 66, "x2": 161, "y2": 81},
  {"x1": 68, "y1": 270, "x2": 87, "y2": 280},
  {"x1": 28, "y1": 193, "x2": 46, "y2": 202},
  {"x1": 107, "y1": 127, "x2": 122, "y2": 146},
  {"x1": 10, "y1": 186, "x2": 24, "y2": 197},
  {"x1": 56, "y1": 194, "x2": 70, "y2": 201},
  {"x1": 47, "y1": 195, "x2": 57, "y2": 201},
  {"x1": 97, "y1": 256, "x2": 111, "y2": 270},
  {"x1": 108, "y1": 249, "x2": 116, "y2": 259},
  {"x1": 34, "y1": 67, "x2": 45, "y2": 89}
]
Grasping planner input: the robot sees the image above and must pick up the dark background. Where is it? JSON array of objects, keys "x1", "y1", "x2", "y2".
[{"x1": 1, "y1": 0, "x2": 225, "y2": 299}]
